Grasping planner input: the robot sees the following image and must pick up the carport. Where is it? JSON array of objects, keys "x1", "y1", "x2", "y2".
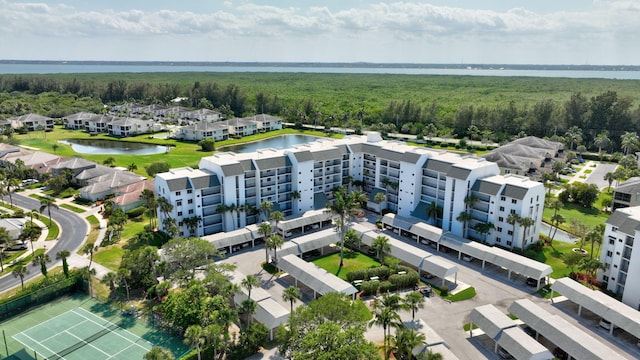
[
  {"x1": 468, "y1": 304, "x2": 553, "y2": 360},
  {"x1": 278, "y1": 254, "x2": 358, "y2": 299},
  {"x1": 404, "y1": 319, "x2": 447, "y2": 356},
  {"x1": 277, "y1": 209, "x2": 334, "y2": 238},
  {"x1": 204, "y1": 227, "x2": 254, "y2": 254},
  {"x1": 551, "y1": 277, "x2": 640, "y2": 338},
  {"x1": 234, "y1": 288, "x2": 290, "y2": 340},
  {"x1": 508, "y1": 299, "x2": 625, "y2": 360},
  {"x1": 275, "y1": 228, "x2": 340, "y2": 258}
]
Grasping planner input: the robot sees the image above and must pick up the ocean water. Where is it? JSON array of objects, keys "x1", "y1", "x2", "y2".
[{"x1": 1, "y1": 63, "x2": 639, "y2": 80}]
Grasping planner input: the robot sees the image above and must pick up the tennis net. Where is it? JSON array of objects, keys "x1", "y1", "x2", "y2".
[{"x1": 46, "y1": 319, "x2": 122, "y2": 360}]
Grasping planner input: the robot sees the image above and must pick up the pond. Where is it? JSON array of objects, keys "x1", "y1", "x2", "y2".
[
  {"x1": 221, "y1": 134, "x2": 319, "y2": 153},
  {"x1": 59, "y1": 139, "x2": 171, "y2": 155}
]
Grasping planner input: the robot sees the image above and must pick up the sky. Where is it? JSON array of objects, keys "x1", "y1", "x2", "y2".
[{"x1": 1, "y1": 0, "x2": 639, "y2": 65}]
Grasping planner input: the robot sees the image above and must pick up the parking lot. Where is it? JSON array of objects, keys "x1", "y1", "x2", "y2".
[{"x1": 225, "y1": 226, "x2": 638, "y2": 360}]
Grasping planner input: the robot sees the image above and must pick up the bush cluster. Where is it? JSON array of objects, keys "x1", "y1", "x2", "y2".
[{"x1": 126, "y1": 206, "x2": 146, "y2": 219}]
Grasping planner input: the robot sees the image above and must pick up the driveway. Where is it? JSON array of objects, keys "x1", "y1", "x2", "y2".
[{"x1": 585, "y1": 161, "x2": 618, "y2": 190}]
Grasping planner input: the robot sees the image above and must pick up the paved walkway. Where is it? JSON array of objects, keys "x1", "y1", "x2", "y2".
[{"x1": 0, "y1": 188, "x2": 111, "y2": 282}]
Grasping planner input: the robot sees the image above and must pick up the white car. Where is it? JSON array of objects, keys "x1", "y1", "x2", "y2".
[
  {"x1": 599, "y1": 319, "x2": 614, "y2": 330},
  {"x1": 462, "y1": 255, "x2": 473, "y2": 262}
]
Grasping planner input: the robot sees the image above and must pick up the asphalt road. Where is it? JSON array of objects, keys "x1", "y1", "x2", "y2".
[{"x1": 0, "y1": 193, "x2": 88, "y2": 293}]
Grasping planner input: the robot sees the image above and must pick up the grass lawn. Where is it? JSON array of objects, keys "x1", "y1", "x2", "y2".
[
  {"x1": 86, "y1": 215, "x2": 100, "y2": 225},
  {"x1": 121, "y1": 215, "x2": 152, "y2": 240},
  {"x1": 312, "y1": 251, "x2": 381, "y2": 280},
  {"x1": 60, "y1": 203, "x2": 86, "y2": 213},
  {"x1": 531, "y1": 240, "x2": 599, "y2": 279},
  {"x1": 94, "y1": 244, "x2": 125, "y2": 271},
  {"x1": 15, "y1": 126, "x2": 338, "y2": 178},
  {"x1": 543, "y1": 203, "x2": 608, "y2": 232}
]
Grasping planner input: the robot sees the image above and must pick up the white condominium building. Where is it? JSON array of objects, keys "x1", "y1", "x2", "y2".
[
  {"x1": 155, "y1": 133, "x2": 544, "y2": 249},
  {"x1": 599, "y1": 206, "x2": 640, "y2": 310}
]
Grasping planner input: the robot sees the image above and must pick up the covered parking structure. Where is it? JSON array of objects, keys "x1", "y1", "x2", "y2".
[
  {"x1": 204, "y1": 226, "x2": 259, "y2": 255},
  {"x1": 381, "y1": 213, "x2": 442, "y2": 245},
  {"x1": 229, "y1": 270, "x2": 290, "y2": 340},
  {"x1": 468, "y1": 304, "x2": 553, "y2": 360},
  {"x1": 508, "y1": 299, "x2": 625, "y2": 360},
  {"x1": 276, "y1": 209, "x2": 335, "y2": 238},
  {"x1": 439, "y1": 232, "x2": 551, "y2": 288},
  {"x1": 403, "y1": 319, "x2": 454, "y2": 358},
  {"x1": 551, "y1": 277, "x2": 640, "y2": 338},
  {"x1": 352, "y1": 223, "x2": 458, "y2": 286},
  {"x1": 278, "y1": 254, "x2": 358, "y2": 299},
  {"x1": 277, "y1": 228, "x2": 340, "y2": 258}
]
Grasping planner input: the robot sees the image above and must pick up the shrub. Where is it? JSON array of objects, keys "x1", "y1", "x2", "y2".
[
  {"x1": 347, "y1": 269, "x2": 368, "y2": 282},
  {"x1": 198, "y1": 138, "x2": 215, "y2": 151},
  {"x1": 440, "y1": 285, "x2": 449, "y2": 296},
  {"x1": 379, "y1": 281, "x2": 396, "y2": 293},
  {"x1": 126, "y1": 206, "x2": 146, "y2": 219},
  {"x1": 524, "y1": 249, "x2": 537, "y2": 259},
  {"x1": 388, "y1": 270, "x2": 420, "y2": 289},
  {"x1": 367, "y1": 266, "x2": 390, "y2": 280},
  {"x1": 440, "y1": 142, "x2": 449, "y2": 147},
  {"x1": 361, "y1": 280, "x2": 380, "y2": 296}
]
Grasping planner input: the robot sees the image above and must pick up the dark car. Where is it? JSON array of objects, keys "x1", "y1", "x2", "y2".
[
  {"x1": 526, "y1": 277, "x2": 545, "y2": 287},
  {"x1": 553, "y1": 347, "x2": 568, "y2": 360},
  {"x1": 419, "y1": 287, "x2": 432, "y2": 297}
]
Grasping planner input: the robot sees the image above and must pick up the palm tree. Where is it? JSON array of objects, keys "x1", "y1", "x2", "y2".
[
  {"x1": 374, "y1": 192, "x2": 387, "y2": 221},
  {"x1": 0, "y1": 227, "x2": 13, "y2": 272},
  {"x1": 456, "y1": 211, "x2": 472, "y2": 238},
  {"x1": 144, "y1": 346, "x2": 175, "y2": 360},
  {"x1": 266, "y1": 234, "x2": 284, "y2": 265},
  {"x1": 56, "y1": 249, "x2": 71, "y2": 278},
  {"x1": 141, "y1": 246, "x2": 160, "y2": 284},
  {"x1": 594, "y1": 132, "x2": 610, "y2": 154},
  {"x1": 587, "y1": 224, "x2": 605, "y2": 259},
  {"x1": 518, "y1": 217, "x2": 534, "y2": 246},
  {"x1": 565, "y1": 126, "x2": 582, "y2": 150},
  {"x1": 372, "y1": 235, "x2": 391, "y2": 262},
  {"x1": 326, "y1": 187, "x2": 367, "y2": 267},
  {"x1": 82, "y1": 242, "x2": 97, "y2": 269},
  {"x1": 260, "y1": 201, "x2": 273, "y2": 222},
  {"x1": 79, "y1": 266, "x2": 96, "y2": 296},
  {"x1": 506, "y1": 213, "x2": 521, "y2": 246},
  {"x1": 241, "y1": 274, "x2": 260, "y2": 300},
  {"x1": 604, "y1": 172, "x2": 615, "y2": 192},
  {"x1": 139, "y1": 189, "x2": 157, "y2": 228},
  {"x1": 258, "y1": 222, "x2": 273, "y2": 263},
  {"x1": 370, "y1": 293, "x2": 405, "y2": 360},
  {"x1": 39, "y1": 196, "x2": 59, "y2": 226},
  {"x1": 282, "y1": 286, "x2": 302, "y2": 312},
  {"x1": 127, "y1": 163, "x2": 138, "y2": 172},
  {"x1": 389, "y1": 328, "x2": 427, "y2": 360},
  {"x1": 184, "y1": 325, "x2": 205, "y2": 360},
  {"x1": 183, "y1": 216, "x2": 202, "y2": 237},
  {"x1": 4, "y1": 177, "x2": 19, "y2": 207},
  {"x1": 101, "y1": 271, "x2": 118, "y2": 294},
  {"x1": 426, "y1": 202, "x2": 443, "y2": 227},
  {"x1": 549, "y1": 214, "x2": 565, "y2": 242},
  {"x1": 270, "y1": 210, "x2": 285, "y2": 237},
  {"x1": 403, "y1": 291, "x2": 425, "y2": 321},
  {"x1": 12, "y1": 265, "x2": 28, "y2": 290},
  {"x1": 239, "y1": 299, "x2": 257, "y2": 327},
  {"x1": 20, "y1": 225, "x2": 41, "y2": 255},
  {"x1": 32, "y1": 252, "x2": 51, "y2": 278},
  {"x1": 156, "y1": 196, "x2": 174, "y2": 222},
  {"x1": 118, "y1": 268, "x2": 132, "y2": 302},
  {"x1": 621, "y1": 131, "x2": 639, "y2": 155}
]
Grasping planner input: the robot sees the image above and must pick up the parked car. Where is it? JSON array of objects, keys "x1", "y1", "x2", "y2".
[
  {"x1": 6, "y1": 243, "x2": 27, "y2": 251},
  {"x1": 552, "y1": 347, "x2": 568, "y2": 360},
  {"x1": 526, "y1": 277, "x2": 538, "y2": 287},
  {"x1": 462, "y1": 255, "x2": 473, "y2": 262},
  {"x1": 419, "y1": 287, "x2": 432, "y2": 297},
  {"x1": 599, "y1": 318, "x2": 614, "y2": 330},
  {"x1": 497, "y1": 347, "x2": 513, "y2": 359}
]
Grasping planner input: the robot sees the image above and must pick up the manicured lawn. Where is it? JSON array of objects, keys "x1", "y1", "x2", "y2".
[
  {"x1": 94, "y1": 245, "x2": 124, "y2": 271},
  {"x1": 16, "y1": 126, "x2": 338, "y2": 178},
  {"x1": 121, "y1": 215, "x2": 152, "y2": 240},
  {"x1": 60, "y1": 203, "x2": 86, "y2": 213},
  {"x1": 312, "y1": 251, "x2": 381, "y2": 280},
  {"x1": 86, "y1": 215, "x2": 100, "y2": 225},
  {"x1": 530, "y1": 240, "x2": 599, "y2": 279},
  {"x1": 543, "y1": 202, "x2": 608, "y2": 232}
]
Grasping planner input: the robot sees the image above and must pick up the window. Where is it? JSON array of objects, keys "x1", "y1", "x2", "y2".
[
  {"x1": 188, "y1": 209, "x2": 194, "y2": 214},
  {"x1": 178, "y1": 221, "x2": 183, "y2": 226},
  {"x1": 496, "y1": 227, "x2": 503, "y2": 232},
  {"x1": 510, "y1": 209, "x2": 516, "y2": 214},
  {"x1": 500, "y1": 196, "x2": 506, "y2": 201},
  {"x1": 188, "y1": 199, "x2": 193, "y2": 204},
  {"x1": 176, "y1": 201, "x2": 182, "y2": 206},
  {"x1": 609, "y1": 238, "x2": 615, "y2": 245},
  {"x1": 512, "y1": 199, "x2": 517, "y2": 204},
  {"x1": 498, "y1": 217, "x2": 504, "y2": 222},
  {"x1": 187, "y1": 189, "x2": 192, "y2": 194},
  {"x1": 176, "y1": 191, "x2": 181, "y2": 196},
  {"x1": 506, "y1": 241, "x2": 512, "y2": 246},
  {"x1": 508, "y1": 230, "x2": 513, "y2": 235},
  {"x1": 612, "y1": 226, "x2": 618, "y2": 232},
  {"x1": 496, "y1": 237, "x2": 501, "y2": 243},
  {"x1": 602, "y1": 275, "x2": 609, "y2": 281},
  {"x1": 499, "y1": 206, "x2": 505, "y2": 212},
  {"x1": 607, "y1": 251, "x2": 613, "y2": 257},
  {"x1": 178, "y1": 211, "x2": 183, "y2": 216}
]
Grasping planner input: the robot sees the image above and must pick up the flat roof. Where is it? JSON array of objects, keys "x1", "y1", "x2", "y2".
[
  {"x1": 551, "y1": 277, "x2": 640, "y2": 339},
  {"x1": 278, "y1": 209, "x2": 334, "y2": 232},
  {"x1": 279, "y1": 254, "x2": 358, "y2": 296}
]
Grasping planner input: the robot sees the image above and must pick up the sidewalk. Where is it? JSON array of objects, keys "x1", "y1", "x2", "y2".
[{"x1": 2, "y1": 188, "x2": 110, "y2": 280}]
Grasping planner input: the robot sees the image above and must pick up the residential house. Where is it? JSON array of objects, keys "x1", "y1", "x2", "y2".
[
  {"x1": 8, "y1": 114, "x2": 54, "y2": 132},
  {"x1": 177, "y1": 122, "x2": 229, "y2": 141},
  {"x1": 108, "y1": 117, "x2": 161, "y2": 137}
]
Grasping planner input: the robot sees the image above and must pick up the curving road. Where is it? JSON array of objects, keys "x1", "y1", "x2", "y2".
[{"x1": 0, "y1": 193, "x2": 89, "y2": 293}]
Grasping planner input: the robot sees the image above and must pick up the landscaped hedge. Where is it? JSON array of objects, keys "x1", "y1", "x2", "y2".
[
  {"x1": 126, "y1": 206, "x2": 146, "y2": 219},
  {"x1": 346, "y1": 266, "x2": 391, "y2": 283},
  {"x1": 388, "y1": 270, "x2": 420, "y2": 289},
  {"x1": 360, "y1": 280, "x2": 380, "y2": 296}
]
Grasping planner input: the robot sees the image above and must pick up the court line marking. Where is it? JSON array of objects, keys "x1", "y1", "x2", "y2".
[
  {"x1": 108, "y1": 339, "x2": 153, "y2": 359},
  {"x1": 38, "y1": 318, "x2": 93, "y2": 344},
  {"x1": 72, "y1": 308, "x2": 152, "y2": 352},
  {"x1": 64, "y1": 328, "x2": 112, "y2": 357},
  {"x1": 16, "y1": 307, "x2": 88, "y2": 339},
  {"x1": 14, "y1": 330, "x2": 59, "y2": 360}
]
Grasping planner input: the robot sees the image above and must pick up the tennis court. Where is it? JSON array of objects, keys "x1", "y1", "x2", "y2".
[
  {"x1": 14, "y1": 307, "x2": 152, "y2": 359},
  {"x1": 1, "y1": 293, "x2": 188, "y2": 360}
]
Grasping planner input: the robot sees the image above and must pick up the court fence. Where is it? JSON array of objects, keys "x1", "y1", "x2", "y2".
[{"x1": 0, "y1": 277, "x2": 81, "y2": 321}]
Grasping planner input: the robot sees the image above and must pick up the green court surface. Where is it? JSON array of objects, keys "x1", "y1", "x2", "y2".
[{"x1": 0, "y1": 293, "x2": 188, "y2": 360}]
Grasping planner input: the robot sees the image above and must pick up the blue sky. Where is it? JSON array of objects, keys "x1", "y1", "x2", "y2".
[{"x1": 1, "y1": 0, "x2": 638, "y2": 64}]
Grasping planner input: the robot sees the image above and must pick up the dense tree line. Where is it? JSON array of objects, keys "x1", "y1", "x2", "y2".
[{"x1": 3, "y1": 75, "x2": 640, "y2": 150}]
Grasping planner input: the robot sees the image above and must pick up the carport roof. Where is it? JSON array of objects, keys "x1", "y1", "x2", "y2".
[
  {"x1": 291, "y1": 228, "x2": 340, "y2": 254},
  {"x1": 508, "y1": 299, "x2": 625, "y2": 360},
  {"x1": 278, "y1": 209, "x2": 334, "y2": 232},
  {"x1": 389, "y1": 240, "x2": 431, "y2": 268},
  {"x1": 204, "y1": 227, "x2": 254, "y2": 248},
  {"x1": 498, "y1": 327, "x2": 553, "y2": 360},
  {"x1": 469, "y1": 304, "x2": 518, "y2": 339},
  {"x1": 410, "y1": 222, "x2": 442, "y2": 242},
  {"x1": 459, "y1": 241, "x2": 551, "y2": 280},
  {"x1": 279, "y1": 254, "x2": 358, "y2": 296},
  {"x1": 551, "y1": 277, "x2": 640, "y2": 338}
]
